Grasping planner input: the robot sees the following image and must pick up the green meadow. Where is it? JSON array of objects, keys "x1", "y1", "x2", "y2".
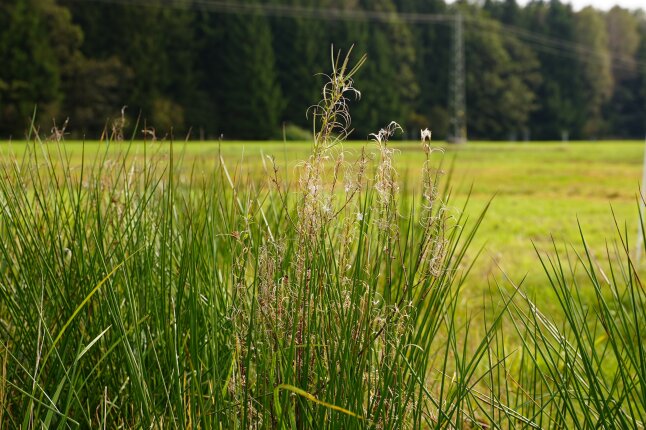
[
  {"x1": 5, "y1": 138, "x2": 642, "y2": 293},
  {"x1": 2, "y1": 136, "x2": 646, "y2": 427}
]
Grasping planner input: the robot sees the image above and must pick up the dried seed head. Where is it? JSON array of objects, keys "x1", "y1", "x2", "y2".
[
  {"x1": 49, "y1": 118, "x2": 69, "y2": 143},
  {"x1": 111, "y1": 106, "x2": 127, "y2": 141},
  {"x1": 421, "y1": 128, "x2": 432, "y2": 154},
  {"x1": 372, "y1": 122, "x2": 402, "y2": 232}
]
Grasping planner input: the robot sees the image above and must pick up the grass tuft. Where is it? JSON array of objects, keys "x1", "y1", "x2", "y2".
[{"x1": 2, "y1": 48, "x2": 644, "y2": 429}]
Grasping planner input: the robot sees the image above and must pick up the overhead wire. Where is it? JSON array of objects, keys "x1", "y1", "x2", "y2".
[
  {"x1": 466, "y1": 16, "x2": 644, "y2": 70},
  {"x1": 67, "y1": 0, "x2": 646, "y2": 73}
]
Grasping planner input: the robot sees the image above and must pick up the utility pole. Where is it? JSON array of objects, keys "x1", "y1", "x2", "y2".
[{"x1": 449, "y1": 12, "x2": 466, "y2": 144}]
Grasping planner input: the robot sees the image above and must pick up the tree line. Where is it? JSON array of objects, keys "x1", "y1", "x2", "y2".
[{"x1": 1, "y1": 0, "x2": 645, "y2": 140}]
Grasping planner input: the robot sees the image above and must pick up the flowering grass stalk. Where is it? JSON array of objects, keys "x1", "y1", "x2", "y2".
[{"x1": 0, "y1": 50, "x2": 507, "y2": 429}]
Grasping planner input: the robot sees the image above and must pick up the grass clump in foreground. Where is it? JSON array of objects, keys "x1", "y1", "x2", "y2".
[
  {"x1": 0, "y1": 49, "x2": 491, "y2": 428},
  {"x1": 1, "y1": 48, "x2": 646, "y2": 428}
]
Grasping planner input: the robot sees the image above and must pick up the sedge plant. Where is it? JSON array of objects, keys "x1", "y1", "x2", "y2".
[{"x1": 0, "y1": 49, "x2": 503, "y2": 428}]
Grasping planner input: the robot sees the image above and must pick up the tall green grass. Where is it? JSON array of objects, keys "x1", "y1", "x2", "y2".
[
  {"x1": 490, "y1": 212, "x2": 646, "y2": 428},
  {"x1": 0, "y1": 50, "x2": 499, "y2": 428},
  {"x1": 1, "y1": 49, "x2": 645, "y2": 429}
]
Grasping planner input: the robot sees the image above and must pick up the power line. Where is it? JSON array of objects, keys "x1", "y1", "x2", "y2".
[
  {"x1": 467, "y1": 17, "x2": 645, "y2": 70},
  {"x1": 468, "y1": 24, "x2": 638, "y2": 74},
  {"x1": 67, "y1": 0, "x2": 466, "y2": 142},
  {"x1": 68, "y1": 0, "x2": 646, "y2": 68},
  {"x1": 68, "y1": 0, "x2": 455, "y2": 23},
  {"x1": 66, "y1": 0, "x2": 646, "y2": 139}
]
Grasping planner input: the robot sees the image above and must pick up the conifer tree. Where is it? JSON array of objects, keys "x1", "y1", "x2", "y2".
[
  {"x1": 217, "y1": 6, "x2": 283, "y2": 139},
  {"x1": 0, "y1": 0, "x2": 74, "y2": 136},
  {"x1": 524, "y1": 0, "x2": 585, "y2": 139},
  {"x1": 269, "y1": 0, "x2": 325, "y2": 132},
  {"x1": 351, "y1": 0, "x2": 419, "y2": 138},
  {"x1": 604, "y1": 7, "x2": 643, "y2": 137},
  {"x1": 395, "y1": 0, "x2": 451, "y2": 137},
  {"x1": 464, "y1": 11, "x2": 540, "y2": 139},
  {"x1": 574, "y1": 7, "x2": 613, "y2": 137}
]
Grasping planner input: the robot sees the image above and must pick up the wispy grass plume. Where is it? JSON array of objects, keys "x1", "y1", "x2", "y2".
[{"x1": 0, "y1": 49, "x2": 495, "y2": 428}]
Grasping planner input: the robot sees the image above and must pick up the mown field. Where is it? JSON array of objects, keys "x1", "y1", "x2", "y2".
[
  {"x1": 2, "y1": 137, "x2": 645, "y2": 428},
  {"x1": 4, "y1": 138, "x2": 641, "y2": 297},
  {"x1": 214, "y1": 139, "x2": 645, "y2": 291}
]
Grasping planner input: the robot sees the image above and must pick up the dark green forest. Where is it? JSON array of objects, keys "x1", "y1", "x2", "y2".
[{"x1": 1, "y1": 0, "x2": 645, "y2": 140}]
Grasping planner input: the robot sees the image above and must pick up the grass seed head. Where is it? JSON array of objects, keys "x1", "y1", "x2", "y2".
[{"x1": 372, "y1": 121, "x2": 402, "y2": 232}]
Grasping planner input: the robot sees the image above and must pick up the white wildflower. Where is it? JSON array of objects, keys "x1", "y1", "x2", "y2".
[
  {"x1": 421, "y1": 128, "x2": 432, "y2": 154},
  {"x1": 421, "y1": 128, "x2": 432, "y2": 142}
]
